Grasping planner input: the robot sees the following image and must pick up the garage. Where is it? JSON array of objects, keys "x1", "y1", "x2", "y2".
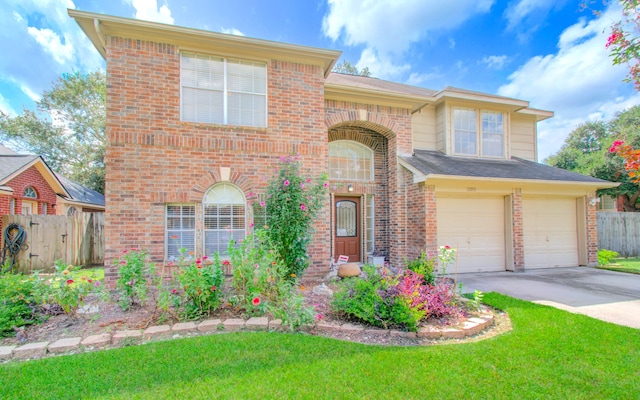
[
  {"x1": 436, "y1": 196, "x2": 506, "y2": 273},
  {"x1": 523, "y1": 197, "x2": 579, "y2": 268}
]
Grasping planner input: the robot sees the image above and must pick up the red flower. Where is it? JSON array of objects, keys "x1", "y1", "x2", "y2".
[
  {"x1": 223, "y1": 260, "x2": 230, "y2": 266},
  {"x1": 610, "y1": 140, "x2": 624, "y2": 153},
  {"x1": 444, "y1": 245, "x2": 451, "y2": 250},
  {"x1": 252, "y1": 297, "x2": 261, "y2": 306},
  {"x1": 87, "y1": 279, "x2": 93, "y2": 283},
  {"x1": 171, "y1": 289, "x2": 178, "y2": 294},
  {"x1": 211, "y1": 286, "x2": 217, "y2": 291},
  {"x1": 66, "y1": 279, "x2": 74, "y2": 285}
]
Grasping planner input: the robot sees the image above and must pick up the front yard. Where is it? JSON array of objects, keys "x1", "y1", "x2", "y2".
[
  {"x1": 1, "y1": 293, "x2": 638, "y2": 399},
  {"x1": 598, "y1": 257, "x2": 640, "y2": 274}
]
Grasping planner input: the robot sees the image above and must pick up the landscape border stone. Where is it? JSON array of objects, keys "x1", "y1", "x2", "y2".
[{"x1": 0, "y1": 311, "x2": 503, "y2": 363}]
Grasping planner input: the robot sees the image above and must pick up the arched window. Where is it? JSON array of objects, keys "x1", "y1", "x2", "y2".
[
  {"x1": 203, "y1": 183, "x2": 245, "y2": 257},
  {"x1": 67, "y1": 206, "x2": 77, "y2": 216},
  {"x1": 24, "y1": 187, "x2": 37, "y2": 198},
  {"x1": 329, "y1": 141, "x2": 374, "y2": 181}
]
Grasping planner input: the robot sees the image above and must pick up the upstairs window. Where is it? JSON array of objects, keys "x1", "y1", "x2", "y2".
[
  {"x1": 453, "y1": 108, "x2": 505, "y2": 158},
  {"x1": 329, "y1": 141, "x2": 374, "y2": 181},
  {"x1": 181, "y1": 53, "x2": 267, "y2": 127}
]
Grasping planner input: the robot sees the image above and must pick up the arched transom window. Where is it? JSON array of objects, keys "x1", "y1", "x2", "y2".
[
  {"x1": 329, "y1": 140, "x2": 374, "y2": 181},
  {"x1": 24, "y1": 187, "x2": 37, "y2": 198},
  {"x1": 203, "y1": 183, "x2": 245, "y2": 257}
]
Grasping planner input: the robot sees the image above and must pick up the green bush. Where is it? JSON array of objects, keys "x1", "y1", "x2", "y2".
[
  {"x1": 258, "y1": 155, "x2": 327, "y2": 278},
  {"x1": 0, "y1": 273, "x2": 45, "y2": 337},
  {"x1": 405, "y1": 251, "x2": 436, "y2": 285},
  {"x1": 171, "y1": 254, "x2": 225, "y2": 320},
  {"x1": 116, "y1": 249, "x2": 156, "y2": 310},
  {"x1": 598, "y1": 249, "x2": 620, "y2": 266}
]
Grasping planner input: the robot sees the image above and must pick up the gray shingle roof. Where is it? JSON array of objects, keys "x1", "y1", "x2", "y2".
[
  {"x1": 402, "y1": 150, "x2": 611, "y2": 184},
  {"x1": 0, "y1": 155, "x2": 40, "y2": 183},
  {"x1": 56, "y1": 174, "x2": 105, "y2": 207},
  {"x1": 326, "y1": 73, "x2": 438, "y2": 97}
]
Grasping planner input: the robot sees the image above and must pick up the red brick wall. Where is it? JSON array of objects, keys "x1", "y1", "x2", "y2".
[
  {"x1": 5, "y1": 166, "x2": 58, "y2": 215},
  {"x1": 511, "y1": 190, "x2": 524, "y2": 271},
  {"x1": 104, "y1": 36, "x2": 329, "y2": 285},
  {"x1": 586, "y1": 195, "x2": 598, "y2": 266},
  {"x1": 324, "y1": 102, "x2": 413, "y2": 268}
]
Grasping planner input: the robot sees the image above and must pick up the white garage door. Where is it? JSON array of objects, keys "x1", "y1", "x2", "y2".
[
  {"x1": 523, "y1": 197, "x2": 579, "y2": 268},
  {"x1": 437, "y1": 196, "x2": 505, "y2": 273}
]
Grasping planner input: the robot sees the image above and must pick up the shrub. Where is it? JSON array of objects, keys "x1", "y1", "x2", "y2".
[
  {"x1": 116, "y1": 249, "x2": 156, "y2": 310},
  {"x1": 332, "y1": 266, "x2": 462, "y2": 332},
  {"x1": 258, "y1": 155, "x2": 327, "y2": 278},
  {"x1": 40, "y1": 261, "x2": 108, "y2": 316},
  {"x1": 598, "y1": 249, "x2": 620, "y2": 266},
  {"x1": 171, "y1": 254, "x2": 225, "y2": 320},
  {"x1": 0, "y1": 273, "x2": 45, "y2": 337},
  {"x1": 406, "y1": 252, "x2": 436, "y2": 285},
  {"x1": 228, "y1": 231, "x2": 315, "y2": 329}
]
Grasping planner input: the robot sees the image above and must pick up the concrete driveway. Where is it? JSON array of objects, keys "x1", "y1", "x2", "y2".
[{"x1": 457, "y1": 267, "x2": 640, "y2": 329}]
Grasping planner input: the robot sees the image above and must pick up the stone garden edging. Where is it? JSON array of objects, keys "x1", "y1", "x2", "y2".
[{"x1": 0, "y1": 313, "x2": 495, "y2": 363}]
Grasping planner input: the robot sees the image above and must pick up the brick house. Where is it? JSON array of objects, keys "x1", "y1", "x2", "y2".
[
  {"x1": 70, "y1": 10, "x2": 616, "y2": 285},
  {"x1": 0, "y1": 145, "x2": 105, "y2": 231}
]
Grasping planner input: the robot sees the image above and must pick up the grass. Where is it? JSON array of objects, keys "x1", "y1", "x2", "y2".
[
  {"x1": 598, "y1": 257, "x2": 640, "y2": 274},
  {"x1": 1, "y1": 293, "x2": 639, "y2": 399}
]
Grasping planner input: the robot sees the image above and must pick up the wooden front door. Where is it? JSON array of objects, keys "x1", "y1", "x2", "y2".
[{"x1": 334, "y1": 196, "x2": 360, "y2": 262}]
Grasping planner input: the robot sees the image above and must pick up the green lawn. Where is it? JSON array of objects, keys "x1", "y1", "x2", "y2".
[
  {"x1": 599, "y1": 257, "x2": 640, "y2": 274},
  {"x1": 1, "y1": 293, "x2": 639, "y2": 399}
]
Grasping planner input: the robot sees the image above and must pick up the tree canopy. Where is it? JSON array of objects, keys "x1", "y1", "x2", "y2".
[
  {"x1": 0, "y1": 71, "x2": 106, "y2": 193},
  {"x1": 332, "y1": 60, "x2": 371, "y2": 77},
  {"x1": 545, "y1": 105, "x2": 640, "y2": 211}
]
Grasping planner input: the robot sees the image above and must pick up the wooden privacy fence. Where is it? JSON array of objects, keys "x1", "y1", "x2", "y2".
[
  {"x1": 1, "y1": 213, "x2": 104, "y2": 273},
  {"x1": 597, "y1": 212, "x2": 640, "y2": 257}
]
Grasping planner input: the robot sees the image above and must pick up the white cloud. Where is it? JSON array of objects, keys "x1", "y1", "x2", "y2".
[
  {"x1": 126, "y1": 0, "x2": 175, "y2": 24},
  {"x1": 323, "y1": 0, "x2": 494, "y2": 79},
  {"x1": 498, "y1": 4, "x2": 639, "y2": 160},
  {"x1": 481, "y1": 55, "x2": 509, "y2": 70},
  {"x1": 19, "y1": 83, "x2": 41, "y2": 102},
  {"x1": 356, "y1": 48, "x2": 410, "y2": 80},
  {"x1": 27, "y1": 27, "x2": 75, "y2": 65},
  {"x1": 503, "y1": 0, "x2": 565, "y2": 40},
  {"x1": 406, "y1": 70, "x2": 444, "y2": 87},
  {"x1": 0, "y1": 93, "x2": 17, "y2": 116},
  {"x1": 220, "y1": 27, "x2": 245, "y2": 36}
]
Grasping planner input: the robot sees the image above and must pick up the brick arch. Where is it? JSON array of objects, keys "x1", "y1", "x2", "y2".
[
  {"x1": 187, "y1": 169, "x2": 253, "y2": 202},
  {"x1": 325, "y1": 112, "x2": 397, "y2": 140},
  {"x1": 328, "y1": 126, "x2": 390, "y2": 152}
]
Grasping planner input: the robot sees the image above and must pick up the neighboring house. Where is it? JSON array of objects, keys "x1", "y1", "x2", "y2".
[
  {"x1": 0, "y1": 145, "x2": 105, "y2": 230},
  {"x1": 55, "y1": 174, "x2": 105, "y2": 215},
  {"x1": 70, "y1": 10, "x2": 616, "y2": 284}
]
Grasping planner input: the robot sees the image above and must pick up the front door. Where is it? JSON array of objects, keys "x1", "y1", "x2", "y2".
[{"x1": 334, "y1": 196, "x2": 360, "y2": 262}]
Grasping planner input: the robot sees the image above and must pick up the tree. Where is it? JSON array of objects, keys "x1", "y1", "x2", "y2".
[
  {"x1": 545, "y1": 106, "x2": 640, "y2": 211},
  {"x1": 332, "y1": 60, "x2": 372, "y2": 77},
  {"x1": 588, "y1": 0, "x2": 640, "y2": 89},
  {"x1": 0, "y1": 71, "x2": 106, "y2": 193}
]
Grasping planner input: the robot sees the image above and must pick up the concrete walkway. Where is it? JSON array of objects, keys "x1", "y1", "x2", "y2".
[{"x1": 457, "y1": 267, "x2": 640, "y2": 329}]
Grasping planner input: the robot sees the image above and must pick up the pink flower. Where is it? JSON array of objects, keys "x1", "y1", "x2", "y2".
[
  {"x1": 254, "y1": 263, "x2": 260, "y2": 268},
  {"x1": 171, "y1": 289, "x2": 178, "y2": 294},
  {"x1": 610, "y1": 140, "x2": 624, "y2": 153},
  {"x1": 306, "y1": 178, "x2": 311, "y2": 183},
  {"x1": 260, "y1": 201, "x2": 266, "y2": 207},
  {"x1": 196, "y1": 259, "x2": 202, "y2": 264},
  {"x1": 94, "y1": 281, "x2": 101, "y2": 287},
  {"x1": 122, "y1": 250, "x2": 128, "y2": 254},
  {"x1": 211, "y1": 286, "x2": 217, "y2": 291},
  {"x1": 315, "y1": 313, "x2": 324, "y2": 321},
  {"x1": 323, "y1": 182, "x2": 329, "y2": 188},
  {"x1": 284, "y1": 180, "x2": 290, "y2": 186},
  {"x1": 202, "y1": 256, "x2": 208, "y2": 260},
  {"x1": 606, "y1": 31, "x2": 623, "y2": 48},
  {"x1": 300, "y1": 182, "x2": 305, "y2": 189},
  {"x1": 300, "y1": 203, "x2": 306, "y2": 211},
  {"x1": 248, "y1": 192, "x2": 254, "y2": 197},
  {"x1": 223, "y1": 260, "x2": 230, "y2": 266},
  {"x1": 444, "y1": 245, "x2": 451, "y2": 250},
  {"x1": 252, "y1": 297, "x2": 261, "y2": 306}
]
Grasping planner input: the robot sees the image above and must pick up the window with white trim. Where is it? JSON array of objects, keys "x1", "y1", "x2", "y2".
[
  {"x1": 453, "y1": 107, "x2": 505, "y2": 158},
  {"x1": 166, "y1": 204, "x2": 196, "y2": 259},
  {"x1": 203, "y1": 183, "x2": 246, "y2": 258},
  {"x1": 24, "y1": 186, "x2": 37, "y2": 198},
  {"x1": 329, "y1": 141, "x2": 374, "y2": 181},
  {"x1": 181, "y1": 53, "x2": 267, "y2": 127}
]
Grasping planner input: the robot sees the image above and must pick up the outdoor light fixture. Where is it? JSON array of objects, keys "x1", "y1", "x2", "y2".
[{"x1": 348, "y1": 184, "x2": 353, "y2": 192}]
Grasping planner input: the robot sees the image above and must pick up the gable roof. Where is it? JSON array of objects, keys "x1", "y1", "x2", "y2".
[
  {"x1": 0, "y1": 154, "x2": 70, "y2": 196},
  {"x1": 400, "y1": 150, "x2": 618, "y2": 188},
  {"x1": 56, "y1": 174, "x2": 105, "y2": 208}
]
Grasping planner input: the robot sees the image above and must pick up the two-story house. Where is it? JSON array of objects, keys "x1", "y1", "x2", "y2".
[{"x1": 70, "y1": 10, "x2": 615, "y2": 284}]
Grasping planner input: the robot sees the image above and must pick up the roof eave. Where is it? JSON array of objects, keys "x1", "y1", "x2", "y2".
[
  {"x1": 325, "y1": 82, "x2": 435, "y2": 112},
  {"x1": 68, "y1": 9, "x2": 341, "y2": 78},
  {"x1": 421, "y1": 173, "x2": 620, "y2": 189}
]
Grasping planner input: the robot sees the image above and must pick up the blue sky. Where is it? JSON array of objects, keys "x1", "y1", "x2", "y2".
[{"x1": 1, "y1": 0, "x2": 638, "y2": 161}]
